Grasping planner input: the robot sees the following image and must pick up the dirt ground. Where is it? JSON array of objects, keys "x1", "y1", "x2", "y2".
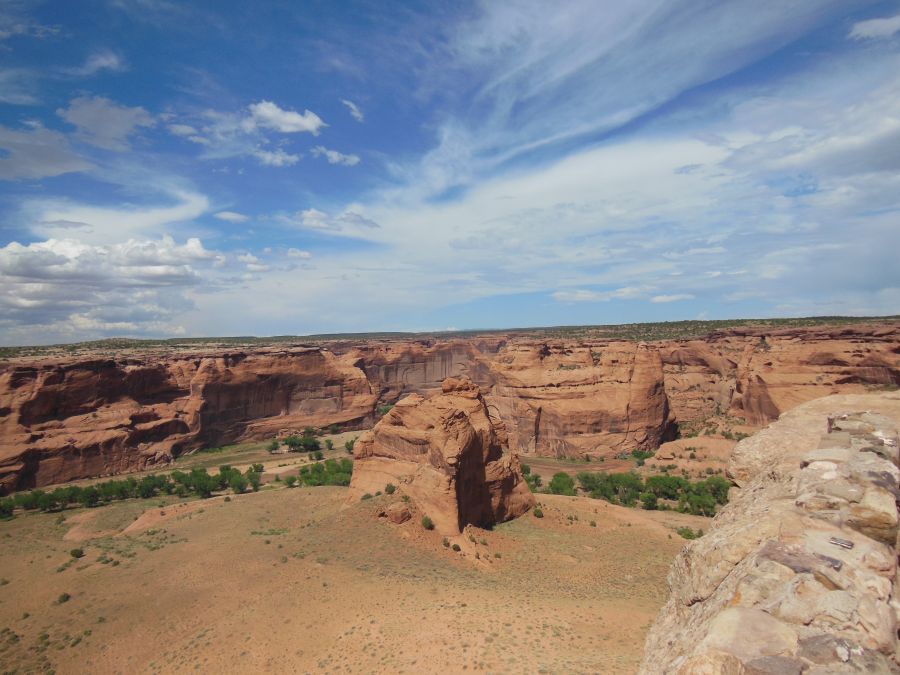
[{"x1": 0, "y1": 483, "x2": 708, "y2": 674}]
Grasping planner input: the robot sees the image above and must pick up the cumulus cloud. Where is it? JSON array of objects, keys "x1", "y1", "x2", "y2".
[
  {"x1": 849, "y1": 14, "x2": 900, "y2": 40},
  {"x1": 243, "y1": 100, "x2": 326, "y2": 135},
  {"x1": 253, "y1": 148, "x2": 300, "y2": 166},
  {"x1": 166, "y1": 99, "x2": 324, "y2": 166},
  {"x1": 311, "y1": 145, "x2": 360, "y2": 166},
  {"x1": 0, "y1": 235, "x2": 225, "y2": 343},
  {"x1": 341, "y1": 98, "x2": 364, "y2": 122},
  {"x1": 214, "y1": 210, "x2": 249, "y2": 223},
  {"x1": 0, "y1": 123, "x2": 92, "y2": 180},
  {"x1": 57, "y1": 96, "x2": 155, "y2": 150},
  {"x1": 287, "y1": 247, "x2": 312, "y2": 259}
]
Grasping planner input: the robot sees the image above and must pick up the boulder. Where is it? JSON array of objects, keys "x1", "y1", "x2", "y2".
[{"x1": 349, "y1": 377, "x2": 534, "y2": 534}]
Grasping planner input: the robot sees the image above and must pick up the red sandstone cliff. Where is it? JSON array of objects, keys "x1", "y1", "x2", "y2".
[{"x1": 0, "y1": 322, "x2": 897, "y2": 492}]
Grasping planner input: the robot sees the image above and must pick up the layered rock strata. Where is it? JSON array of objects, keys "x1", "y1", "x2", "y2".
[
  {"x1": 348, "y1": 377, "x2": 535, "y2": 534},
  {"x1": 639, "y1": 392, "x2": 900, "y2": 674}
]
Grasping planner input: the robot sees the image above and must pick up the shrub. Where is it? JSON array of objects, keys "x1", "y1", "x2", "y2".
[
  {"x1": 421, "y1": 515, "x2": 434, "y2": 530},
  {"x1": 676, "y1": 526, "x2": 702, "y2": 540},
  {"x1": 325, "y1": 440, "x2": 334, "y2": 452},
  {"x1": 521, "y1": 463, "x2": 531, "y2": 475},
  {"x1": 533, "y1": 508, "x2": 544, "y2": 519},
  {"x1": 57, "y1": 593, "x2": 71, "y2": 604},
  {"x1": 314, "y1": 451, "x2": 324, "y2": 461},
  {"x1": 268, "y1": 440, "x2": 280, "y2": 453},
  {"x1": 442, "y1": 537, "x2": 450, "y2": 548},
  {"x1": 589, "y1": 520, "x2": 597, "y2": 527},
  {"x1": 250, "y1": 463, "x2": 264, "y2": 473},
  {"x1": 284, "y1": 475, "x2": 298, "y2": 488},
  {"x1": 548, "y1": 472, "x2": 576, "y2": 496},
  {"x1": 451, "y1": 544, "x2": 461, "y2": 552},
  {"x1": 247, "y1": 471, "x2": 261, "y2": 492},
  {"x1": 377, "y1": 405, "x2": 394, "y2": 416},
  {"x1": 0, "y1": 499, "x2": 14, "y2": 519},
  {"x1": 361, "y1": 493, "x2": 373, "y2": 501},
  {"x1": 525, "y1": 472, "x2": 542, "y2": 491},
  {"x1": 640, "y1": 492, "x2": 658, "y2": 510},
  {"x1": 69, "y1": 548, "x2": 85, "y2": 559},
  {"x1": 385, "y1": 483, "x2": 396, "y2": 495},
  {"x1": 345, "y1": 438, "x2": 356, "y2": 454}
]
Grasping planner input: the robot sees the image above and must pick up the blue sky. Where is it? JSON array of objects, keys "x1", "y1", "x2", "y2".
[{"x1": 1, "y1": 0, "x2": 900, "y2": 344}]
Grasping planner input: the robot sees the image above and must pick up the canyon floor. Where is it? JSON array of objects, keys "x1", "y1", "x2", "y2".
[{"x1": 0, "y1": 478, "x2": 708, "y2": 674}]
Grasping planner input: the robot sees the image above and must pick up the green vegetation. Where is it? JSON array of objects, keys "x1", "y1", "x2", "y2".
[
  {"x1": 521, "y1": 463, "x2": 543, "y2": 492},
  {"x1": 384, "y1": 483, "x2": 396, "y2": 495},
  {"x1": 377, "y1": 404, "x2": 395, "y2": 416},
  {"x1": 284, "y1": 475, "x2": 298, "y2": 488},
  {"x1": 69, "y1": 548, "x2": 85, "y2": 559},
  {"x1": 676, "y1": 526, "x2": 704, "y2": 540},
  {"x1": 421, "y1": 515, "x2": 434, "y2": 530},
  {"x1": 345, "y1": 438, "x2": 356, "y2": 454},
  {"x1": 548, "y1": 472, "x2": 576, "y2": 496},
  {"x1": 297, "y1": 458, "x2": 353, "y2": 487},
  {"x1": 533, "y1": 507, "x2": 544, "y2": 519},
  {"x1": 576, "y1": 472, "x2": 730, "y2": 515},
  {"x1": 283, "y1": 428, "x2": 321, "y2": 453},
  {"x1": 267, "y1": 439, "x2": 280, "y2": 453}
]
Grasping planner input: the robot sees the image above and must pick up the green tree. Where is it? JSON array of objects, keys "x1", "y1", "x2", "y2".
[{"x1": 230, "y1": 474, "x2": 249, "y2": 494}]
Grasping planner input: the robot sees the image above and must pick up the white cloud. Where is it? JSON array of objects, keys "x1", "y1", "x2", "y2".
[
  {"x1": 0, "y1": 68, "x2": 39, "y2": 105},
  {"x1": 651, "y1": 294, "x2": 695, "y2": 303},
  {"x1": 311, "y1": 145, "x2": 360, "y2": 166},
  {"x1": 0, "y1": 235, "x2": 224, "y2": 343},
  {"x1": 0, "y1": 123, "x2": 92, "y2": 180},
  {"x1": 341, "y1": 98, "x2": 364, "y2": 122},
  {"x1": 214, "y1": 210, "x2": 249, "y2": 223},
  {"x1": 287, "y1": 208, "x2": 380, "y2": 233},
  {"x1": 253, "y1": 148, "x2": 300, "y2": 166},
  {"x1": 243, "y1": 100, "x2": 326, "y2": 135},
  {"x1": 287, "y1": 248, "x2": 312, "y2": 259},
  {"x1": 553, "y1": 287, "x2": 649, "y2": 303},
  {"x1": 849, "y1": 14, "x2": 900, "y2": 40},
  {"x1": 67, "y1": 50, "x2": 127, "y2": 76},
  {"x1": 27, "y1": 187, "x2": 210, "y2": 244},
  {"x1": 57, "y1": 96, "x2": 155, "y2": 150}
]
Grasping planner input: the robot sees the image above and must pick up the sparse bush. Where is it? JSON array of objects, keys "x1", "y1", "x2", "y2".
[
  {"x1": 0, "y1": 499, "x2": 13, "y2": 520},
  {"x1": 69, "y1": 548, "x2": 84, "y2": 559},
  {"x1": 361, "y1": 493, "x2": 373, "y2": 500},
  {"x1": 452, "y1": 544, "x2": 461, "y2": 552},
  {"x1": 284, "y1": 475, "x2": 298, "y2": 488},
  {"x1": 442, "y1": 537, "x2": 450, "y2": 548},
  {"x1": 314, "y1": 451, "x2": 324, "y2": 461},
  {"x1": 57, "y1": 593, "x2": 71, "y2": 604},
  {"x1": 325, "y1": 439, "x2": 334, "y2": 452},
  {"x1": 533, "y1": 508, "x2": 544, "y2": 519},
  {"x1": 345, "y1": 438, "x2": 356, "y2": 454},
  {"x1": 229, "y1": 474, "x2": 248, "y2": 494},
  {"x1": 385, "y1": 483, "x2": 396, "y2": 495},
  {"x1": 640, "y1": 492, "x2": 658, "y2": 510},
  {"x1": 589, "y1": 520, "x2": 596, "y2": 527},
  {"x1": 268, "y1": 439, "x2": 280, "y2": 453},
  {"x1": 676, "y1": 526, "x2": 703, "y2": 540},
  {"x1": 421, "y1": 515, "x2": 434, "y2": 530}
]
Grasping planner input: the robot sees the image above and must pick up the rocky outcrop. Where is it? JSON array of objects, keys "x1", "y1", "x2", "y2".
[
  {"x1": 348, "y1": 377, "x2": 534, "y2": 534},
  {"x1": 639, "y1": 392, "x2": 900, "y2": 674}
]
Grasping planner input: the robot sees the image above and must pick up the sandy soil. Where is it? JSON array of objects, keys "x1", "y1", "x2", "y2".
[{"x1": 0, "y1": 483, "x2": 707, "y2": 674}]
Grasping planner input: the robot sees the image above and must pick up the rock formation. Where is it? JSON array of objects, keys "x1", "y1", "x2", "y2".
[
  {"x1": 1, "y1": 321, "x2": 898, "y2": 492},
  {"x1": 349, "y1": 377, "x2": 535, "y2": 534},
  {"x1": 639, "y1": 392, "x2": 900, "y2": 674}
]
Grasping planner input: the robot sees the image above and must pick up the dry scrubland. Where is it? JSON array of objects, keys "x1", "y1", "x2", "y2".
[{"x1": 0, "y1": 479, "x2": 707, "y2": 674}]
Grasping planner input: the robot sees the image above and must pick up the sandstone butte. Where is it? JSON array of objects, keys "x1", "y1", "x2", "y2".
[
  {"x1": 640, "y1": 391, "x2": 900, "y2": 674},
  {"x1": 348, "y1": 377, "x2": 534, "y2": 534},
  {"x1": 0, "y1": 321, "x2": 898, "y2": 492}
]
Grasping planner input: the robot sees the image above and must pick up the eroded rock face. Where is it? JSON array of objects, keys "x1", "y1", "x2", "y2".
[
  {"x1": 0, "y1": 348, "x2": 377, "y2": 491},
  {"x1": 348, "y1": 377, "x2": 535, "y2": 534},
  {"x1": 1, "y1": 322, "x2": 897, "y2": 491},
  {"x1": 639, "y1": 392, "x2": 900, "y2": 674}
]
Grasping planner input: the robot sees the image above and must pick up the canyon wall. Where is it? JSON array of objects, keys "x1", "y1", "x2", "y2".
[
  {"x1": 0, "y1": 323, "x2": 897, "y2": 492},
  {"x1": 639, "y1": 392, "x2": 900, "y2": 674}
]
